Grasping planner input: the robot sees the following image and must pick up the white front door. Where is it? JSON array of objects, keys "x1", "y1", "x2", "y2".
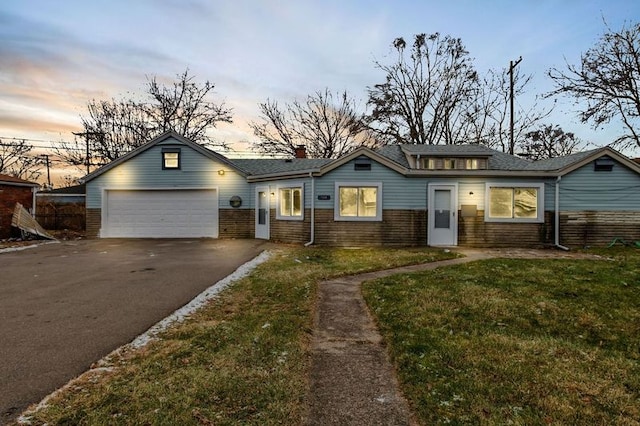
[
  {"x1": 428, "y1": 184, "x2": 458, "y2": 246},
  {"x1": 255, "y1": 186, "x2": 270, "y2": 239}
]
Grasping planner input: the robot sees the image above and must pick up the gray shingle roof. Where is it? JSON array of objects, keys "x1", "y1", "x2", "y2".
[
  {"x1": 376, "y1": 144, "x2": 533, "y2": 171},
  {"x1": 375, "y1": 145, "x2": 410, "y2": 167},
  {"x1": 229, "y1": 158, "x2": 333, "y2": 176},
  {"x1": 523, "y1": 148, "x2": 601, "y2": 171}
]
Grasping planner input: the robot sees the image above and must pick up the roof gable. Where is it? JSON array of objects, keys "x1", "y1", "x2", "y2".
[
  {"x1": 82, "y1": 131, "x2": 247, "y2": 182},
  {"x1": 529, "y1": 147, "x2": 640, "y2": 175},
  {"x1": 318, "y1": 147, "x2": 408, "y2": 175}
]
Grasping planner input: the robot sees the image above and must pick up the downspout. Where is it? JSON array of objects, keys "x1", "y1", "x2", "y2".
[
  {"x1": 555, "y1": 176, "x2": 570, "y2": 251},
  {"x1": 304, "y1": 172, "x2": 315, "y2": 246},
  {"x1": 32, "y1": 186, "x2": 37, "y2": 217}
]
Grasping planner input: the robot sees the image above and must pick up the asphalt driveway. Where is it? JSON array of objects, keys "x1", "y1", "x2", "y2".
[{"x1": 0, "y1": 238, "x2": 267, "y2": 423}]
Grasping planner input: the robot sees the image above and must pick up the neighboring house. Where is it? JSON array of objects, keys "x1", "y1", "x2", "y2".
[
  {"x1": 37, "y1": 183, "x2": 86, "y2": 204},
  {"x1": 83, "y1": 131, "x2": 640, "y2": 247},
  {"x1": 0, "y1": 174, "x2": 39, "y2": 239}
]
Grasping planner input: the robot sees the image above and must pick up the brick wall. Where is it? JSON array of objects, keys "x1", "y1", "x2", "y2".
[
  {"x1": 560, "y1": 211, "x2": 640, "y2": 247},
  {"x1": 0, "y1": 185, "x2": 34, "y2": 238},
  {"x1": 311, "y1": 209, "x2": 427, "y2": 247},
  {"x1": 219, "y1": 209, "x2": 253, "y2": 239},
  {"x1": 86, "y1": 208, "x2": 101, "y2": 237},
  {"x1": 457, "y1": 210, "x2": 553, "y2": 248}
]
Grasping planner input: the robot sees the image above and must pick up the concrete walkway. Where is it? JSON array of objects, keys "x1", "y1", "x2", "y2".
[
  {"x1": 308, "y1": 252, "x2": 490, "y2": 425},
  {"x1": 307, "y1": 247, "x2": 605, "y2": 425}
]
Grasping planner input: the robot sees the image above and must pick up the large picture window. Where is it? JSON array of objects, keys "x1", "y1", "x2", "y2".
[
  {"x1": 485, "y1": 183, "x2": 544, "y2": 222},
  {"x1": 277, "y1": 186, "x2": 303, "y2": 220},
  {"x1": 334, "y1": 182, "x2": 382, "y2": 221}
]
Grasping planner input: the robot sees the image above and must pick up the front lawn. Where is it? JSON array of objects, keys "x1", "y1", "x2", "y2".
[
  {"x1": 20, "y1": 246, "x2": 455, "y2": 426},
  {"x1": 363, "y1": 250, "x2": 640, "y2": 425}
]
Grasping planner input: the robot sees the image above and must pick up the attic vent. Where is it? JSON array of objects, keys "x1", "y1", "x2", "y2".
[
  {"x1": 354, "y1": 157, "x2": 371, "y2": 171},
  {"x1": 594, "y1": 158, "x2": 614, "y2": 172}
]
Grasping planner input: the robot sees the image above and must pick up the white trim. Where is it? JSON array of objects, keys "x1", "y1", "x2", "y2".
[
  {"x1": 275, "y1": 182, "x2": 305, "y2": 221},
  {"x1": 100, "y1": 186, "x2": 219, "y2": 238},
  {"x1": 484, "y1": 182, "x2": 544, "y2": 223},
  {"x1": 333, "y1": 181, "x2": 383, "y2": 222},
  {"x1": 427, "y1": 183, "x2": 458, "y2": 246}
]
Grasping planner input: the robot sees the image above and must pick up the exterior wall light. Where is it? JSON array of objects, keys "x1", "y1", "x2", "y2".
[{"x1": 218, "y1": 169, "x2": 225, "y2": 176}]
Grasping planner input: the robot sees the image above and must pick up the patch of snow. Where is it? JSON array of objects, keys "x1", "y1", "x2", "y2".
[
  {"x1": 16, "y1": 250, "x2": 272, "y2": 424},
  {"x1": 0, "y1": 240, "x2": 58, "y2": 254}
]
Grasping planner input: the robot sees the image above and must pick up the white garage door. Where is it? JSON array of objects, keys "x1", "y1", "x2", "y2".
[{"x1": 103, "y1": 189, "x2": 218, "y2": 238}]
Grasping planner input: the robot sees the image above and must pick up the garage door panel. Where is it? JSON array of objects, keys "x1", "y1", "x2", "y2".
[{"x1": 103, "y1": 190, "x2": 218, "y2": 238}]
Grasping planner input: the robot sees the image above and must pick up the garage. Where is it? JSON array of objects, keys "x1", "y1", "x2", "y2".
[{"x1": 102, "y1": 189, "x2": 218, "y2": 238}]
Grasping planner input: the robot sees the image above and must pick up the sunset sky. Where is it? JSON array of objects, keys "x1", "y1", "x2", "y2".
[{"x1": 1, "y1": 0, "x2": 639, "y2": 183}]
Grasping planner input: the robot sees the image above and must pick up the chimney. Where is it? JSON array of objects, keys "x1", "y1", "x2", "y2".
[{"x1": 294, "y1": 145, "x2": 307, "y2": 159}]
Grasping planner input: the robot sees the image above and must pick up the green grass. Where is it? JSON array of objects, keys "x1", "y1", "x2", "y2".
[
  {"x1": 363, "y1": 249, "x2": 640, "y2": 425},
  {"x1": 21, "y1": 246, "x2": 455, "y2": 426}
]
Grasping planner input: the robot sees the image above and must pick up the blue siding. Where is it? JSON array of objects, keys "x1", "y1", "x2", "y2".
[
  {"x1": 315, "y1": 159, "x2": 424, "y2": 210},
  {"x1": 559, "y1": 158, "x2": 640, "y2": 211},
  {"x1": 87, "y1": 138, "x2": 251, "y2": 209}
]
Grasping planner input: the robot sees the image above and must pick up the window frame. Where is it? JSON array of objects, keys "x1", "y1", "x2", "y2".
[
  {"x1": 334, "y1": 182, "x2": 383, "y2": 222},
  {"x1": 276, "y1": 183, "x2": 304, "y2": 221},
  {"x1": 162, "y1": 148, "x2": 181, "y2": 170},
  {"x1": 484, "y1": 182, "x2": 544, "y2": 223}
]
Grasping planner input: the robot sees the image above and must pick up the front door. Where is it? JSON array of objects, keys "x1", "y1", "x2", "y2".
[
  {"x1": 255, "y1": 186, "x2": 270, "y2": 239},
  {"x1": 428, "y1": 184, "x2": 457, "y2": 246}
]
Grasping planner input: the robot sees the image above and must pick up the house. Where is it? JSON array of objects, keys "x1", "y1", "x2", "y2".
[
  {"x1": 0, "y1": 174, "x2": 39, "y2": 239},
  {"x1": 83, "y1": 131, "x2": 640, "y2": 247}
]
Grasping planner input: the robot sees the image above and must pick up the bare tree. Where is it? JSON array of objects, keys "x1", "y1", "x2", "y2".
[
  {"x1": 250, "y1": 89, "x2": 378, "y2": 158},
  {"x1": 548, "y1": 21, "x2": 640, "y2": 149},
  {"x1": 0, "y1": 138, "x2": 43, "y2": 181},
  {"x1": 367, "y1": 33, "x2": 479, "y2": 145},
  {"x1": 58, "y1": 69, "x2": 232, "y2": 170},
  {"x1": 519, "y1": 124, "x2": 581, "y2": 160}
]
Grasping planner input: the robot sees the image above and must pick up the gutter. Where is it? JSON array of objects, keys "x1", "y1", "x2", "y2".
[
  {"x1": 304, "y1": 172, "x2": 315, "y2": 246},
  {"x1": 554, "y1": 176, "x2": 570, "y2": 251}
]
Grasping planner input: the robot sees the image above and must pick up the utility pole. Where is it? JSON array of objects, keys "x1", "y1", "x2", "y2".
[
  {"x1": 509, "y1": 56, "x2": 522, "y2": 155},
  {"x1": 72, "y1": 131, "x2": 104, "y2": 175},
  {"x1": 41, "y1": 154, "x2": 51, "y2": 188}
]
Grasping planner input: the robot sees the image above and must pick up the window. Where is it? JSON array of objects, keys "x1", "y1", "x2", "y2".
[
  {"x1": 334, "y1": 182, "x2": 382, "y2": 221},
  {"x1": 162, "y1": 148, "x2": 181, "y2": 169},
  {"x1": 485, "y1": 183, "x2": 544, "y2": 222},
  {"x1": 277, "y1": 186, "x2": 303, "y2": 220},
  {"x1": 420, "y1": 157, "x2": 487, "y2": 170}
]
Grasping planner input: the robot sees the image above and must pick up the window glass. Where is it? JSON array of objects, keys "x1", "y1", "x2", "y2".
[
  {"x1": 292, "y1": 188, "x2": 302, "y2": 216},
  {"x1": 489, "y1": 187, "x2": 513, "y2": 218},
  {"x1": 359, "y1": 187, "x2": 378, "y2": 217},
  {"x1": 489, "y1": 187, "x2": 538, "y2": 219},
  {"x1": 163, "y1": 152, "x2": 179, "y2": 169},
  {"x1": 443, "y1": 159, "x2": 456, "y2": 169},
  {"x1": 466, "y1": 159, "x2": 478, "y2": 169},
  {"x1": 514, "y1": 188, "x2": 537, "y2": 218},
  {"x1": 339, "y1": 187, "x2": 358, "y2": 216},
  {"x1": 279, "y1": 187, "x2": 303, "y2": 218}
]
